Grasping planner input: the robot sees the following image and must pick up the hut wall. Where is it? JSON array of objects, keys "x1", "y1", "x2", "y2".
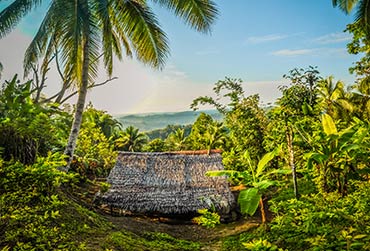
[{"x1": 99, "y1": 152, "x2": 235, "y2": 215}]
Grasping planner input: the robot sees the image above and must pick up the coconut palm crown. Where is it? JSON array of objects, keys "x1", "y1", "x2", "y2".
[
  {"x1": 333, "y1": 0, "x2": 370, "y2": 33},
  {"x1": 0, "y1": 0, "x2": 218, "y2": 170}
]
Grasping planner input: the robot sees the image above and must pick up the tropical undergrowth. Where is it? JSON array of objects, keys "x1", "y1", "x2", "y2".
[
  {"x1": 222, "y1": 181, "x2": 370, "y2": 251},
  {"x1": 0, "y1": 154, "x2": 203, "y2": 251},
  {"x1": 0, "y1": 154, "x2": 110, "y2": 250},
  {"x1": 0, "y1": 75, "x2": 206, "y2": 250}
]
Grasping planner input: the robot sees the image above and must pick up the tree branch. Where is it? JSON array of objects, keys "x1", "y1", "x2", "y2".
[{"x1": 60, "y1": 77, "x2": 118, "y2": 104}]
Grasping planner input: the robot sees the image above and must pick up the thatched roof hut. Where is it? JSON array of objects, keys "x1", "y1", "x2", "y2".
[{"x1": 97, "y1": 151, "x2": 235, "y2": 215}]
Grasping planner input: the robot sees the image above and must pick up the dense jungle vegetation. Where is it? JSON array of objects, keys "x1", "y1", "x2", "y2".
[{"x1": 1, "y1": 0, "x2": 370, "y2": 250}]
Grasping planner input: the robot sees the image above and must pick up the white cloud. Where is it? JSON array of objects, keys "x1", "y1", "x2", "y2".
[
  {"x1": 246, "y1": 34, "x2": 288, "y2": 44},
  {"x1": 271, "y1": 47, "x2": 350, "y2": 58},
  {"x1": 271, "y1": 49, "x2": 315, "y2": 56},
  {"x1": 314, "y1": 32, "x2": 351, "y2": 44}
]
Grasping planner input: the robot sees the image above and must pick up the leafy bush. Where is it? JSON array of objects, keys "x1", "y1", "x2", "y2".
[
  {"x1": 0, "y1": 154, "x2": 81, "y2": 250},
  {"x1": 243, "y1": 239, "x2": 286, "y2": 251},
  {"x1": 223, "y1": 182, "x2": 370, "y2": 250},
  {"x1": 0, "y1": 154, "x2": 112, "y2": 250},
  {"x1": 268, "y1": 184, "x2": 370, "y2": 250},
  {"x1": 192, "y1": 208, "x2": 221, "y2": 228},
  {"x1": 0, "y1": 75, "x2": 65, "y2": 164},
  {"x1": 73, "y1": 121, "x2": 117, "y2": 178}
]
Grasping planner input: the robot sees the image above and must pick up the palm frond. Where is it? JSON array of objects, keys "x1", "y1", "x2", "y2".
[
  {"x1": 113, "y1": 0, "x2": 169, "y2": 68},
  {"x1": 0, "y1": 0, "x2": 43, "y2": 38},
  {"x1": 152, "y1": 0, "x2": 218, "y2": 33},
  {"x1": 355, "y1": 0, "x2": 370, "y2": 33},
  {"x1": 23, "y1": 3, "x2": 58, "y2": 77},
  {"x1": 87, "y1": 14, "x2": 101, "y2": 83},
  {"x1": 57, "y1": 0, "x2": 86, "y2": 85},
  {"x1": 332, "y1": 0, "x2": 358, "y2": 13},
  {"x1": 94, "y1": 0, "x2": 119, "y2": 76}
]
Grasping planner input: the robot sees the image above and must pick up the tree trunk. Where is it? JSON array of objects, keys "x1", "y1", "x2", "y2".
[
  {"x1": 55, "y1": 79, "x2": 70, "y2": 104},
  {"x1": 259, "y1": 197, "x2": 266, "y2": 224},
  {"x1": 286, "y1": 125, "x2": 299, "y2": 198},
  {"x1": 63, "y1": 34, "x2": 90, "y2": 172}
]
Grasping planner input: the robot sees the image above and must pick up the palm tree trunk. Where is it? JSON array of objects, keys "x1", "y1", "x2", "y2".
[
  {"x1": 63, "y1": 35, "x2": 90, "y2": 171},
  {"x1": 286, "y1": 125, "x2": 299, "y2": 198}
]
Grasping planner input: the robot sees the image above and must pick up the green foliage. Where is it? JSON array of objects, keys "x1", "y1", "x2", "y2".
[
  {"x1": 208, "y1": 150, "x2": 280, "y2": 220},
  {"x1": 99, "y1": 181, "x2": 111, "y2": 194},
  {"x1": 187, "y1": 113, "x2": 227, "y2": 152},
  {"x1": 83, "y1": 105, "x2": 122, "y2": 141},
  {"x1": 0, "y1": 75, "x2": 67, "y2": 164},
  {"x1": 243, "y1": 239, "x2": 286, "y2": 251},
  {"x1": 321, "y1": 113, "x2": 338, "y2": 135},
  {"x1": 238, "y1": 188, "x2": 261, "y2": 216},
  {"x1": 192, "y1": 208, "x2": 221, "y2": 228},
  {"x1": 166, "y1": 128, "x2": 188, "y2": 151},
  {"x1": 268, "y1": 183, "x2": 370, "y2": 250},
  {"x1": 223, "y1": 181, "x2": 370, "y2": 251},
  {"x1": 115, "y1": 126, "x2": 148, "y2": 152},
  {"x1": 224, "y1": 94, "x2": 267, "y2": 170},
  {"x1": 317, "y1": 76, "x2": 352, "y2": 121},
  {"x1": 280, "y1": 66, "x2": 321, "y2": 109},
  {"x1": 73, "y1": 121, "x2": 117, "y2": 178},
  {"x1": 143, "y1": 138, "x2": 168, "y2": 152},
  {"x1": 0, "y1": 154, "x2": 82, "y2": 250},
  {"x1": 103, "y1": 231, "x2": 201, "y2": 251},
  {"x1": 146, "y1": 124, "x2": 192, "y2": 140},
  {"x1": 192, "y1": 79, "x2": 267, "y2": 169},
  {"x1": 345, "y1": 22, "x2": 370, "y2": 121},
  {"x1": 307, "y1": 115, "x2": 369, "y2": 194}
]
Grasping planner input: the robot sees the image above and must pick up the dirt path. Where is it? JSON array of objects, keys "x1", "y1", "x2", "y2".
[{"x1": 104, "y1": 214, "x2": 259, "y2": 243}]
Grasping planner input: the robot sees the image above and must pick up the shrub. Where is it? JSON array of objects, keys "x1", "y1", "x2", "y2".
[
  {"x1": 0, "y1": 75, "x2": 66, "y2": 164},
  {"x1": 72, "y1": 121, "x2": 117, "y2": 178},
  {"x1": 192, "y1": 208, "x2": 221, "y2": 228},
  {"x1": 0, "y1": 154, "x2": 82, "y2": 250}
]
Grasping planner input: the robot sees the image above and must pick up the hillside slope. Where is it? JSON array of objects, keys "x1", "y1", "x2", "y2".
[{"x1": 115, "y1": 110, "x2": 222, "y2": 132}]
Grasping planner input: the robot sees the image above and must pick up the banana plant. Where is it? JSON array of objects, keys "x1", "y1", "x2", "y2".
[
  {"x1": 307, "y1": 114, "x2": 369, "y2": 195},
  {"x1": 207, "y1": 148, "x2": 285, "y2": 223}
]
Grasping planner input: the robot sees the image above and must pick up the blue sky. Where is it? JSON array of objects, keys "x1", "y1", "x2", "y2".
[{"x1": 0, "y1": 1, "x2": 360, "y2": 114}]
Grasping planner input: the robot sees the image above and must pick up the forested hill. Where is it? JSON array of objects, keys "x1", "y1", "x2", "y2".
[{"x1": 115, "y1": 110, "x2": 223, "y2": 132}]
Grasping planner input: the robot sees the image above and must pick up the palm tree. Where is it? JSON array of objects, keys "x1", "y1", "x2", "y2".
[
  {"x1": 0, "y1": 0, "x2": 218, "y2": 170},
  {"x1": 115, "y1": 126, "x2": 148, "y2": 152},
  {"x1": 204, "y1": 122, "x2": 227, "y2": 154},
  {"x1": 350, "y1": 81, "x2": 370, "y2": 120},
  {"x1": 167, "y1": 128, "x2": 187, "y2": 150},
  {"x1": 317, "y1": 76, "x2": 353, "y2": 120},
  {"x1": 332, "y1": 0, "x2": 370, "y2": 33}
]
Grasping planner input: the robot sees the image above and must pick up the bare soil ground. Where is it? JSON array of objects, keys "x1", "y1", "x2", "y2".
[{"x1": 104, "y1": 214, "x2": 259, "y2": 243}]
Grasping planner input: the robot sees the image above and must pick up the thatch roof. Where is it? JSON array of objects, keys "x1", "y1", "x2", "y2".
[{"x1": 97, "y1": 151, "x2": 235, "y2": 215}]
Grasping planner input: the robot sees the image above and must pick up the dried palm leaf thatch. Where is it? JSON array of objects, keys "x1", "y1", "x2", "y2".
[{"x1": 97, "y1": 151, "x2": 235, "y2": 215}]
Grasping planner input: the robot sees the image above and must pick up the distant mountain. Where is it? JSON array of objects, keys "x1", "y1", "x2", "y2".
[{"x1": 115, "y1": 110, "x2": 222, "y2": 132}]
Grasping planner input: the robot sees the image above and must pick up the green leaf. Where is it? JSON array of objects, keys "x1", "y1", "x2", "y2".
[
  {"x1": 322, "y1": 114, "x2": 337, "y2": 135},
  {"x1": 254, "y1": 180, "x2": 276, "y2": 190},
  {"x1": 256, "y1": 151, "x2": 276, "y2": 177},
  {"x1": 238, "y1": 188, "x2": 261, "y2": 216},
  {"x1": 206, "y1": 170, "x2": 236, "y2": 177},
  {"x1": 270, "y1": 168, "x2": 291, "y2": 175},
  {"x1": 353, "y1": 234, "x2": 367, "y2": 240}
]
